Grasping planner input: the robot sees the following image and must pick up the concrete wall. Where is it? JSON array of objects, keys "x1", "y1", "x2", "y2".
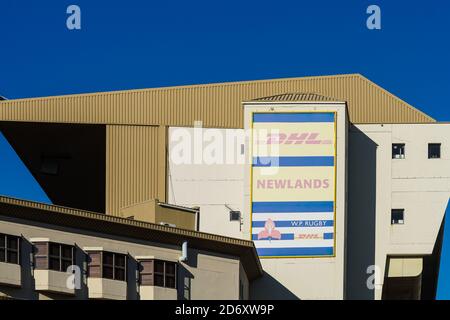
[
  {"x1": 168, "y1": 127, "x2": 245, "y2": 238},
  {"x1": 166, "y1": 118, "x2": 449, "y2": 300},
  {"x1": 0, "y1": 217, "x2": 246, "y2": 300},
  {"x1": 348, "y1": 123, "x2": 450, "y2": 299},
  {"x1": 244, "y1": 103, "x2": 348, "y2": 300}
]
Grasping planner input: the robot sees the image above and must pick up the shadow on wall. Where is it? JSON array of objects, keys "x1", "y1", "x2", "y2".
[
  {"x1": 177, "y1": 248, "x2": 198, "y2": 300},
  {"x1": 430, "y1": 202, "x2": 448, "y2": 300},
  {"x1": 345, "y1": 125, "x2": 377, "y2": 300},
  {"x1": 250, "y1": 271, "x2": 299, "y2": 300}
]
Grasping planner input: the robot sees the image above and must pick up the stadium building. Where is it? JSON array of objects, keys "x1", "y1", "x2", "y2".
[{"x1": 0, "y1": 74, "x2": 449, "y2": 299}]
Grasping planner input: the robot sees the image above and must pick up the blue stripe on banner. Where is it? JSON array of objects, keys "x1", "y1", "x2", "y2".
[
  {"x1": 253, "y1": 156, "x2": 334, "y2": 167},
  {"x1": 253, "y1": 113, "x2": 335, "y2": 123},
  {"x1": 252, "y1": 201, "x2": 334, "y2": 213},
  {"x1": 252, "y1": 220, "x2": 334, "y2": 228},
  {"x1": 256, "y1": 247, "x2": 334, "y2": 256},
  {"x1": 324, "y1": 232, "x2": 334, "y2": 240},
  {"x1": 252, "y1": 232, "x2": 333, "y2": 240},
  {"x1": 252, "y1": 234, "x2": 295, "y2": 240}
]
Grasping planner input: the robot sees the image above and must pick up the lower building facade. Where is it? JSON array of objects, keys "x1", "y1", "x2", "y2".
[{"x1": 0, "y1": 197, "x2": 261, "y2": 300}]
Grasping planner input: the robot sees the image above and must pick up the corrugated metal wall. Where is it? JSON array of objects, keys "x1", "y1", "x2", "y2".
[
  {"x1": 0, "y1": 74, "x2": 434, "y2": 126},
  {"x1": 106, "y1": 125, "x2": 167, "y2": 215}
]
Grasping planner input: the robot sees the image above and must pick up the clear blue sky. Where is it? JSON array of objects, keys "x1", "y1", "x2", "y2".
[{"x1": 0, "y1": 0, "x2": 449, "y2": 298}]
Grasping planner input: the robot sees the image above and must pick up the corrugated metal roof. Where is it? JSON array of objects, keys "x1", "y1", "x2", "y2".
[
  {"x1": 0, "y1": 74, "x2": 435, "y2": 126},
  {"x1": 251, "y1": 92, "x2": 336, "y2": 102},
  {"x1": 0, "y1": 195, "x2": 263, "y2": 280}
]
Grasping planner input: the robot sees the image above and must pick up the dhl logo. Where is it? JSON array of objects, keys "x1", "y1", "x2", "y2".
[
  {"x1": 266, "y1": 133, "x2": 332, "y2": 145},
  {"x1": 296, "y1": 233, "x2": 325, "y2": 240}
]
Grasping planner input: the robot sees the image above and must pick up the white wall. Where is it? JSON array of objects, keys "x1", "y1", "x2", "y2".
[
  {"x1": 168, "y1": 127, "x2": 245, "y2": 238},
  {"x1": 166, "y1": 119, "x2": 450, "y2": 300},
  {"x1": 353, "y1": 123, "x2": 450, "y2": 300}
]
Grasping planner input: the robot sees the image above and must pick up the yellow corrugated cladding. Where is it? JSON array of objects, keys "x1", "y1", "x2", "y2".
[
  {"x1": 0, "y1": 74, "x2": 434, "y2": 126},
  {"x1": 106, "y1": 125, "x2": 167, "y2": 215}
]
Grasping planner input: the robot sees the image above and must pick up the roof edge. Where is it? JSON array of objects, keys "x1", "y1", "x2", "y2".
[
  {"x1": 357, "y1": 74, "x2": 435, "y2": 122},
  {"x1": 0, "y1": 195, "x2": 263, "y2": 279},
  {"x1": 0, "y1": 74, "x2": 362, "y2": 102},
  {"x1": 0, "y1": 195, "x2": 252, "y2": 246}
]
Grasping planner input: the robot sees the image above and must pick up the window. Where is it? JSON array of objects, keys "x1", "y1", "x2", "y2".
[
  {"x1": 34, "y1": 242, "x2": 74, "y2": 272},
  {"x1": 391, "y1": 209, "x2": 405, "y2": 225},
  {"x1": 230, "y1": 211, "x2": 241, "y2": 221},
  {"x1": 392, "y1": 144, "x2": 405, "y2": 159},
  {"x1": 0, "y1": 234, "x2": 20, "y2": 264},
  {"x1": 139, "y1": 259, "x2": 177, "y2": 289},
  {"x1": 428, "y1": 143, "x2": 441, "y2": 159},
  {"x1": 88, "y1": 251, "x2": 127, "y2": 281}
]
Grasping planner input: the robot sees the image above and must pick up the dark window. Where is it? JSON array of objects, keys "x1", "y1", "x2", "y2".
[
  {"x1": 139, "y1": 260, "x2": 177, "y2": 289},
  {"x1": 48, "y1": 243, "x2": 61, "y2": 271},
  {"x1": 165, "y1": 261, "x2": 176, "y2": 288},
  {"x1": 35, "y1": 242, "x2": 74, "y2": 272},
  {"x1": 61, "y1": 245, "x2": 73, "y2": 271},
  {"x1": 114, "y1": 254, "x2": 126, "y2": 281},
  {"x1": 428, "y1": 143, "x2": 441, "y2": 159},
  {"x1": 154, "y1": 260, "x2": 165, "y2": 286},
  {"x1": 230, "y1": 211, "x2": 241, "y2": 221},
  {"x1": 102, "y1": 252, "x2": 115, "y2": 279},
  {"x1": 0, "y1": 234, "x2": 20, "y2": 264},
  {"x1": 391, "y1": 209, "x2": 405, "y2": 225},
  {"x1": 90, "y1": 251, "x2": 127, "y2": 281},
  {"x1": 392, "y1": 144, "x2": 405, "y2": 159}
]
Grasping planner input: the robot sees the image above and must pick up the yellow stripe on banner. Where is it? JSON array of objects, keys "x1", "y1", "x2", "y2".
[
  {"x1": 253, "y1": 167, "x2": 335, "y2": 202},
  {"x1": 252, "y1": 122, "x2": 335, "y2": 157}
]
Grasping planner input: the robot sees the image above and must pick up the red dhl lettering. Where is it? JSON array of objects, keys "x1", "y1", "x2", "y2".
[
  {"x1": 266, "y1": 133, "x2": 332, "y2": 145},
  {"x1": 296, "y1": 233, "x2": 323, "y2": 240}
]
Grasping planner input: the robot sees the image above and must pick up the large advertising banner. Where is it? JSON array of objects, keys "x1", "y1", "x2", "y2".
[{"x1": 251, "y1": 112, "x2": 336, "y2": 258}]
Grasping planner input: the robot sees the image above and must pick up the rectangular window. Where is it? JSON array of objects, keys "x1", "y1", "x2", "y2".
[
  {"x1": 392, "y1": 144, "x2": 405, "y2": 159},
  {"x1": 35, "y1": 242, "x2": 74, "y2": 272},
  {"x1": 154, "y1": 260, "x2": 165, "y2": 287},
  {"x1": 391, "y1": 209, "x2": 405, "y2": 225},
  {"x1": 114, "y1": 254, "x2": 126, "y2": 281},
  {"x1": 102, "y1": 252, "x2": 115, "y2": 279},
  {"x1": 61, "y1": 245, "x2": 73, "y2": 271},
  {"x1": 139, "y1": 259, "x2": 177, "y2": 289},
  {"x1": 0, "y1": 234, "x2": 20, "y2": 264},
  {"x1": 428, "y1": 143, "x2": 441, "y2": 159},
  {"x1": 230, "y1": 211, "x2": 241, "y2": 221},
  {"x1": 89, "y1": 251, "x2": 127, "y2": 281},
  {"x1": 165, "y1": 261, "x2": 176, "y2": 289}
]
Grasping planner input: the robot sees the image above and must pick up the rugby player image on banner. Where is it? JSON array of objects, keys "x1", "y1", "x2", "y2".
[{"x1": 251, "y1": 112, "x2": 336, "y2": 258}]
